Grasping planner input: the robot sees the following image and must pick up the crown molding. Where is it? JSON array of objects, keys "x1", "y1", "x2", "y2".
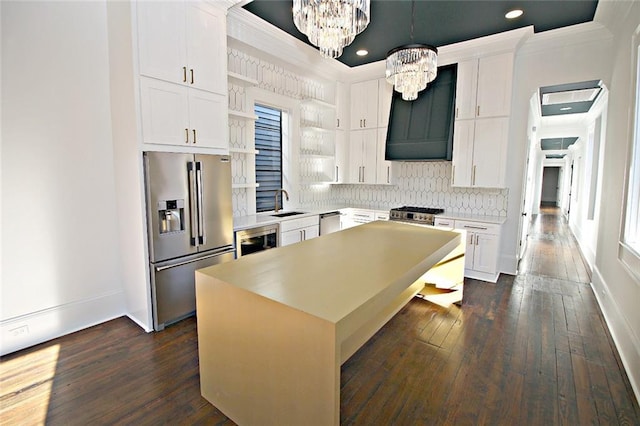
[
  {"x1": 226, "y1": 7, "x2": 350, "y2": 81},
  {"x1": 518, "y1": 21, "x2": 613, "y2": 57},
  {"x1": 437, "y1": 26, "x2": 533, "y2": 65}
]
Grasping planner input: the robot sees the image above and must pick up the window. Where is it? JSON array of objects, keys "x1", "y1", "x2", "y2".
[
  {"x1": 621, "y1": 36, "x2": 640, "y2": 280},
  {"x1": 255, "y1": 104, "x2": 283, "y2": 212}
]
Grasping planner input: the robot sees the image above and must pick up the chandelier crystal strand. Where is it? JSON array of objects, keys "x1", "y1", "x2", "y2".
[
  {"x1": 386, "y1": 44, "x2": 438, "y2": 101},
  {"x1": 385, "y1": 1, "x2": 438, "y2": 101},
  {"x1": 293, "y1": 0, "x2": 370, "y2": 59}
]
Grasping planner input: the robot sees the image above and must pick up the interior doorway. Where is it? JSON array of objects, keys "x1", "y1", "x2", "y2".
[{"x1": 541, "y1": 166, "x2": 561, "y2": 207}]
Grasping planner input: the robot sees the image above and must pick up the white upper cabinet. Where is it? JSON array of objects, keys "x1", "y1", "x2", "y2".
[
  {"x1": 452, "y1": 117, "x2": 508, "y2": 188},
  {"x1": 377, "y1": 78, "x2": 393, "y2": 129},
  {"x1": 348, "y1": 129, "x2": 377, "y2": 183},
  {"x1": 451, "y1": 120, "x2": 475, "y2": 186},
  {"x1": 188, "y1": 87, "x2": 228, "y2": 150},
  {"x1": 376, "y1": 128, "x2": 392, "y2": 185},
  {"x1": 472, "y1": 117, "x2": 508, "y2": 188},
  {"x1": 140, "y1": 78, "x2": 190, "y2": 146},
  {"x1": 350, "y1": 80, "x2": 379, "y2": 130},
  {"x1": 452, "y1": 51, "x2": 514, "y2": 188},
  {"x1": 454, "y1": 52, "x2": 514, "y2": 120},
  {"x1": 336, "y1": 81, "x2": 349, "y2": 130},
  {"x1": 185, "y1": 3, "x2": 228, "y2": 95},
  {"x1": 476, "y1": 53, "x2": 514, "y2": 118},
  {"x1": 454, "y1": 59, "x2": 479, "y2": 120},
  {"x1": 137, "y1": 1, "x2": 227, "y2": 95},
  {"x1": 137, "y1": 2, "x2": 187, "y2": 86},
  {"x1": 140, "y1": 77, "x2": 227, "y2": 150},
  {"x1": 334, "y1": 129, "x2": 348, "y2": 183}
]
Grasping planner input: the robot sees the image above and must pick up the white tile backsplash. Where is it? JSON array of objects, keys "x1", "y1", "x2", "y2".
[{"x1": 331, "y1": 162, "x2": 508, "y2": 217}]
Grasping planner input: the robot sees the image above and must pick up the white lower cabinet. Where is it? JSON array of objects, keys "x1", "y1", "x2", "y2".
[
  {"x1": 435, "y1": 218, "x2": 501, "y2": 282},
  {"x1": 280, "y1": 215, "x2": 319, "y2": 247}
]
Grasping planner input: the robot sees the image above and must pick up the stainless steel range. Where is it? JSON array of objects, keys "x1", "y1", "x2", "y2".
[{"x1": 389, "y1": 206, "x2": 445, "y2": 226}]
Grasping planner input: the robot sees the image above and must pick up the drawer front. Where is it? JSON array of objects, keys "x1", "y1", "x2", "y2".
[
  {"x1": 280, "y1": 215, "x2": 319, "y2": 232},
  {"x1": 455, "y1": 220, "x2": 500, "y2": 235},
  {"x1": 374, "y1": 212, "x2": 389, "y2": 221},
  {"x1": 434, "y1": 217, "x2": 455, "y2": 228},
  {"x1": 351, "y1": 210, "x2": 375, "y2": 223}
]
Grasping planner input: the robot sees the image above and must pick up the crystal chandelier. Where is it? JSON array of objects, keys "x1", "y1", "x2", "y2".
[
  {"x1": 293, "y1": 0, "x2": 370, "y2": 59},
  {"x1": 385, "y1": 2, "x2": 438, "y2": 101}
]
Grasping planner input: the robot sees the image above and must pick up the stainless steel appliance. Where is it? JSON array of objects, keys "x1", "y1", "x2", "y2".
[
  {"x1": 144, "y1": 152, "x2": 235, "y2": 330},
  {"x1": 235, "y1": 224, "x2": 279, "y2": 257},
  {"x1": 389, "y1": 206, "x2": 445, "y2": 226},
  {"x1": 319, "y1": 211, "x2": 341, "y2": 235}
]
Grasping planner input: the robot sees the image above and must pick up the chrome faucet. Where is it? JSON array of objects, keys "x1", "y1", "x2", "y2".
[{"x1": 274, "y1": 189, "x2": 289, "y2": 213}]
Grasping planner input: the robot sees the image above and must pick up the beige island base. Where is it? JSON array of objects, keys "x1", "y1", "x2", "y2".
[{"x1": 195, "y1": 220, "x2": 463, "y2": 426}]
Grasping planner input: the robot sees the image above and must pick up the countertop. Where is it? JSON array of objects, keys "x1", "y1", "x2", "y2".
[
  {"x1": 198, "y1": 220, "x2": 460, "y2": 324},
  {"x1": 233, "y1": 205, "x2": 347, "y2": 231},
  {"x1": 233, "y1": 206, "x2": 506, "y2": 231}
]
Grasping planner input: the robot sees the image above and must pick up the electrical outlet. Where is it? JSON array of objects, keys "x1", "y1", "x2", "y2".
[{"x1": 10, "y1": 325, "x2": 29, "y2": 338}]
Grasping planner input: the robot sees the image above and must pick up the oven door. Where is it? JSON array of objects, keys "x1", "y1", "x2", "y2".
[{"x1": 235, "y1": 224, "x2": 279, "y2": 257}]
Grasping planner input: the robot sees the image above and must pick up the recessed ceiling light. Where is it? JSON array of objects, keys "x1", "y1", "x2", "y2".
[
  {"x1": 560, "y1": 107, "x2": 572, "y2": 111},
  {"x1": 505, "y1": 9, "x2": 524, "y2": 19},
  {"x1": 356, "y1": 49, "x2": 368, "y2": 56}
]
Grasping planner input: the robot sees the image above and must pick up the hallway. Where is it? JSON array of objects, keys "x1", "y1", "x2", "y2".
[{"x1": 518, "y1": 206, "x2": 591, "y2": 283}]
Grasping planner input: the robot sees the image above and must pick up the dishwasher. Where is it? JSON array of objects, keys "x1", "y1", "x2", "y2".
[{"x1": 319, "y1": 211, "x2": 341, "y2": 235}]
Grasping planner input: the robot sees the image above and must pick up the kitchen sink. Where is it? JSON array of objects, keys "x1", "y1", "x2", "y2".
[{"x1": 271, "y1": 211, "x2": 306, "y2": 218}]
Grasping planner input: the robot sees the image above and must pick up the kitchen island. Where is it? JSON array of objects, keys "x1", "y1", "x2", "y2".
[{"x1": 195, "y1": 220, "x2": 462, "y2": 426}]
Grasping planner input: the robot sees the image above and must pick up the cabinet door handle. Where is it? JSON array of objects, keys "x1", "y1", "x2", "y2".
[
  {"x1": 472, "y1": 165, "x2": 476, "y2": 185},
  {"x1": 337, "y1": 118, "x2": 340, "y2": 128},
  {"x1": 475, "y1": 234, "x2": 480, "y2": 246},
  {"x1": 183, "y1": 66, "x2": 187, "y2": 83},
  {"x1": 190, "y1": 69, "x2": 194, "y2": 85},
  {"x1": 455, "y1": 107, "x2": 459, "y2": 118},
  {"x1": 192, "y1": 129, "x2": 197, "y2": 144},
  {"x1": 335, "y1": 166, "x2": 339, "y2": 182},
  {"x1": 464, "y1": 225, "x2": 488, "y2": 230},
  {"x1": 185, "y1": 128, "x2": 189, "y2": 144},
  {"x1": 387, "y1": 166, "x2": 390, "y2": 183},
  {"x1": 363, "y1": 119, "x2": 366, "y2": 128},
  {"x1": 477, "y1": 105, "x2": 480, "y2": 117},
  {"x1": 469, "y1": 234, "x2": 474, "y2": 245}
]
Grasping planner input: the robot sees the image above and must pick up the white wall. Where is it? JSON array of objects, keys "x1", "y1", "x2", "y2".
[
  {"x1": 0, "y1": 1, "x2": 125, "y2": 355},
  {"x1": 589, "y1": 0, "x2": 640, "y2": 401}
]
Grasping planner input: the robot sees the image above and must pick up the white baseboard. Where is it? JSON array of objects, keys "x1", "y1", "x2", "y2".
[
  {"x1": 126, "y1": 313, "x2": 153, "y2": 333},
  {"x1": 0, "y1": 290, "x2": 125, "y2": 356},
  {"x1": 500, "y1": 253, "x2": 518, "y2": 275},
  {"x1": 591, "y1": 266, "x2": 640, "y2": 405}
]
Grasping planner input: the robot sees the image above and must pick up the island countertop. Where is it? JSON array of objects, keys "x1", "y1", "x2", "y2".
[
  {"x1": 197, "y1": 220, "x2": 460, "y2": 325},
  {"x1": 195, "y1": 220, "x2": 462, "y2": 426}
]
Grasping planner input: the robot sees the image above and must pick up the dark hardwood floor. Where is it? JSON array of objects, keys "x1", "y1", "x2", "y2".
[{"x1": 2, "y1": 207, "x2": 639, "y2": 425}]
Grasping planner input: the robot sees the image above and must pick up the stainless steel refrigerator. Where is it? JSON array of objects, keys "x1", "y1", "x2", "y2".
[{"x1": 144, "y1": 152, "x2": 235, "y2": 330}]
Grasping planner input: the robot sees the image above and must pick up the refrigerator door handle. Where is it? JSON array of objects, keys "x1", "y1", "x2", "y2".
[
  {"x1": 187, "y1": 161, "x2": 198, "y2": 246},
  {"x1": 154, "y1": 246, "x2": 235, "y2": 271},
  {"x1": 195, "y1": 161, "x2": 205, "y2": 245}
]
